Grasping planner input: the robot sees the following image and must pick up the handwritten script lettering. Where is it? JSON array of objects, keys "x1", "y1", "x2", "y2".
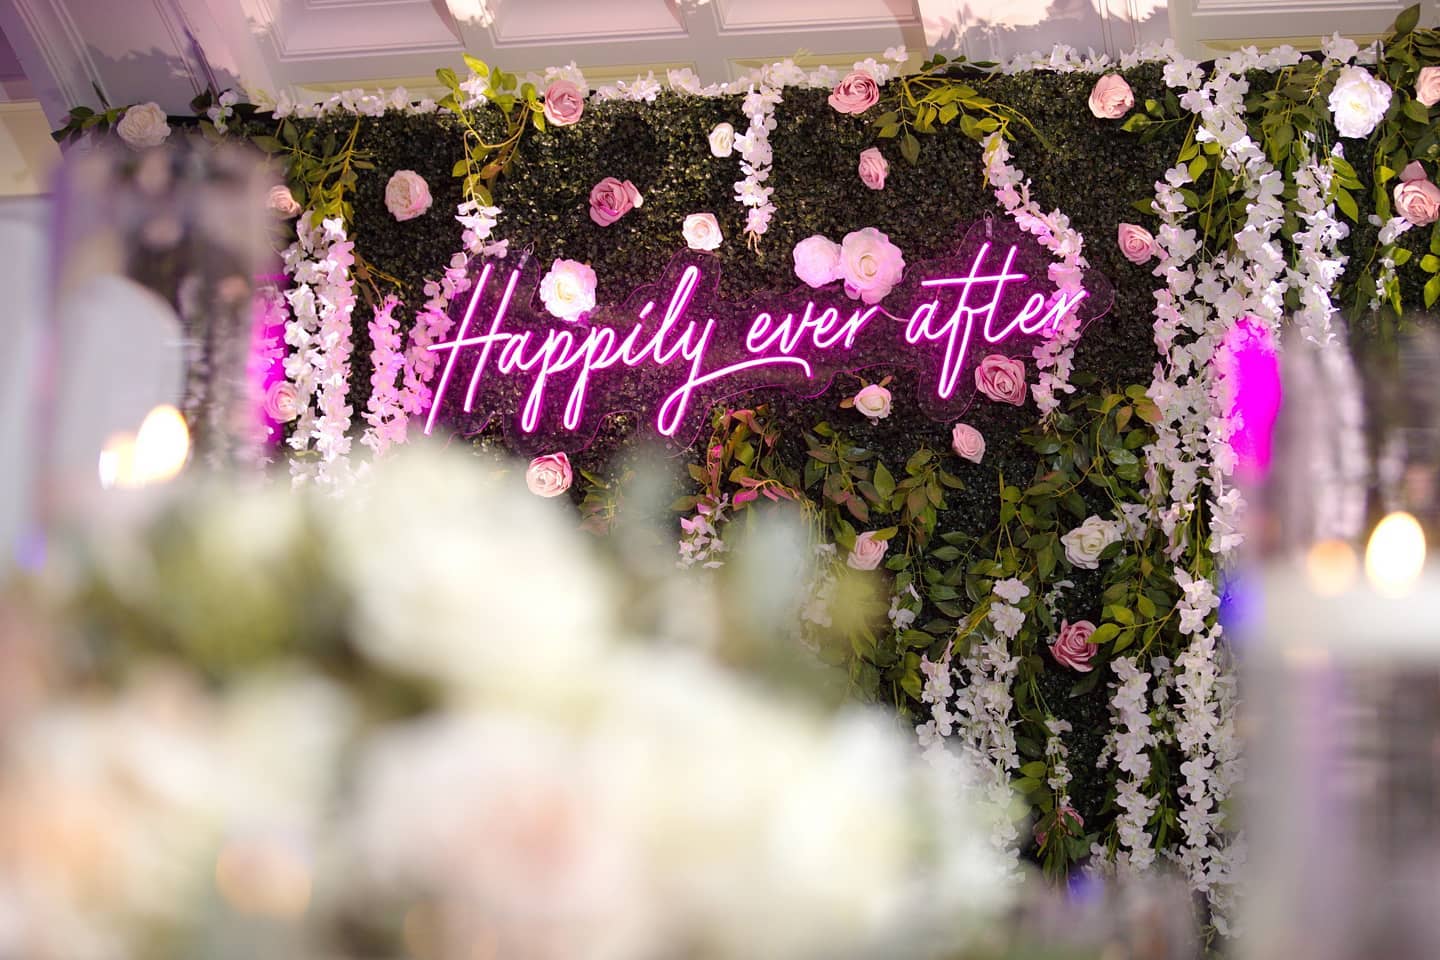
[{"x1": 425, "y1": 222, "x2": 1112, "y2": 452}]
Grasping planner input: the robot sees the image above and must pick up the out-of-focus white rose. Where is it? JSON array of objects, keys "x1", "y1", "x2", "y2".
[{"x1": 115, "y1": 102, "x2": 170, "y2": 150}]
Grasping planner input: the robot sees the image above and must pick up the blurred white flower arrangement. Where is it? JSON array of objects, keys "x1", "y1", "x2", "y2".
[{"x1": 0, "y1": 447, "x2": 1014, "y2": 960}]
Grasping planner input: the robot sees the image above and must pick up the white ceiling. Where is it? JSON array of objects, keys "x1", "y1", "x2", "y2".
[{"x1": 0, "y1": 0, "x2": 1432, "y2": 126}]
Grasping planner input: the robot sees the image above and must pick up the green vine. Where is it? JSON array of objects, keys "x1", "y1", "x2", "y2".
[{"x1": 434, "y1": 55, "x2": 546, "y2": 206}]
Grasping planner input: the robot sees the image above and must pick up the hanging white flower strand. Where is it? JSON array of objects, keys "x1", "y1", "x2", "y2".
[{"x1": 359, "y1": 296, "x2": 407, "y2": 457}]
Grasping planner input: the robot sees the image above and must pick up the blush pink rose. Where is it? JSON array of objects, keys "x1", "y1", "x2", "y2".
[
  {"x1": 525, "y1": 453, "x2": 573, "y2": 498},
  {"x1": 266, "y1": 185, "x2": 302, "y2": 218},
  {"x1": 589, "y1": 177, "x2": 643, "y2": 226},
  {"x1": 1394, "y1": 162, "x2": 1440, "y2": 226},
  {"x1": 846, "y1": 531, "x2": 889, "y2": 571},
  {"x1": 838, "y1": 227, "x2": 906, "y2": 304},
  {"x1": 1088, "y1": 74, "x2": 1134, "y2": 120},
  {"x1": 1050, "y1": 619, "x2": 1098, "y2": 672},
  {"x1": 951, "y1": 423, "x2": 985, "y2": 462},
  {"x1": 1117, "y1": 223, "x2": 1156, "y2": 264},
  {"x1": 793, "y1": 234, "x2": 842, "y2": 288},
  {"x1": 1416, "y1": 66, "x2": 1440, "y2": 108},
  {"x1": 852, "y1": 384, "x2": 892, "y2": 420},
  {"x1": 263, "y1": 380, "x2": 299, "y2": 423},
  {"x1": 858, "y1": 147, "x2": 889, "y2": 190},
  {"x1": 385, "y1": 170, "x2": 432, "y2": 221},
  {"x1": 828, "y1": 70, "x2": 880, "y2": 115},
  {"x1": 975, "y1": 354, "x2": 1027, "y2": 406},
  {"x1": 543, "y1": 79, "x2": 585, "y2": 126}
]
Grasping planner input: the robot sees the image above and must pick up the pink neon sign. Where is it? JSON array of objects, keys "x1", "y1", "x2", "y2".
[{"x1": 425, "y1": 221, "x2": 1113, "y2": 452}]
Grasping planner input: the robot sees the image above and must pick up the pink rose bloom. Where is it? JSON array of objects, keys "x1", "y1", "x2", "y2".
[
  {"x1": 1117, "y1": 223, "x2": 1156, "y2": 264},
  {"x1": 858, "y1": 147, "x2": 889, "y2": 190},
  {"x1": 266, "y1": 185, "x2": 301, "y2": 218},
  {"x1": 385, "y1": 170, "x2": 432, "y2": 221},
  {"x1": 839, "y1": 227, "x2": 905, "y2": 304},
  {"x1": 828, "y1": 70, "x2": 880, "y2": 115},
  {"x1": 1416, "y1": 66, "x2": 1440, "y2": 108},
  {"x1": 951, "y1": 423, "x2": 985, "y2": 462},
  {"x1": 543, "y1": 79, "x2": 585, "y2": 126},
  {"x1": 846, "y1": 531, "x2": 888, "y2": 571},
  {"x1": 1088, "y1": 74, "x2": 1134, "y2": 120},
  {"x1": 263, "y1": 380, "x2": 299, "y2": 423},
  {"x1": 975, "y1": 354, "x2": 1027, "y2": 406},
  {"x1": 853, "y1": 384, "x2": 892, "y2": 420},
  {"x1": 1394, "y1": 162, "x2": 1440, "y2": 226},
  {"x1": 793, "y1": 234, "x2": 842, "y2": 287},
  {"x1": 526, "y1": 453, "x2": 573, "y2": 498},
  {"x1": 1050, "y1": 619, "x2": 1099, "y2": 672},
  {"x1": 589, "y1": 177, "x2": 643, "y2": 226}
]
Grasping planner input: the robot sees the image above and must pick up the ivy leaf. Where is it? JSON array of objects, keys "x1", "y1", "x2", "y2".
[
  {"x1": 436, "y1": 67, "x2": 460, "y2": 92},
  {"x1": 1426, "y1": 275, "x2": 1440, "y2": 309},
  {"x1": 1089, "y1": 623, "x2": 1122, "y2": 645},
  {"x1": 871, "y1": 460, "x2": 895, "y2": 499},
  {"x1": 1403, "y1": 99, "x2": 1432, "y2": 124},
  {"x1": 1334, "y1": 188, "x2": 1359, "y2": 222},
  {"x1": 462, "y1": 54, "x2": 489, "y2": 77},
  {"x1": 1394, "y1": 2, "x2": 1420, "y2": 36},
  {"x1": 900, "y1": 132, "x2": 920, "y2": 165}
]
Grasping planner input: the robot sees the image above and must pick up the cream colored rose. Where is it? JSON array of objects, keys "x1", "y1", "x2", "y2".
[
  {"x1": 116, "y1": 102, "x2": 171, "y2": 150},
  {"x1": 708, "y1": 122, "x2": 736, "y2": 158},
  {"x1": 267, "y1": 185, "x2": 302, "y2": 218},
  {"x1": 838, "y1": 227, "x2": 905, "y2": 305},
  {"x1": 793, "y1": 235, "x2": 842, "y2": 288},
  {"x1": 1087, "y1": 75, "x2": 1133, "y2": 120},
  {"x1": 538, "y1": 259, "x2": 597, "y2": 322},
  {"x1": 1417, "y1": 66, "x2": 1440, "y2": 108},
  {"x1": 1061, "y1": 516, "x2": 1121, "y2": 570},
  {"x1": 384, "y1": 170, "x2": 433, "y2": 221},
  {"x1": 682, "y1": 213, "x2": 723, "y2": 251},
  {"x1": 1328, "y1": 66, "x2": 1391, "y2": 138},
  {"x1": 846, "y1": 531, "x2": 888, "y2": 571},
  {"x1": 852, "y1": 384, "x2": 892, "y2": 421},
  {"x1": 951, "y1": 423, "x2": 984, "y2": 462}
]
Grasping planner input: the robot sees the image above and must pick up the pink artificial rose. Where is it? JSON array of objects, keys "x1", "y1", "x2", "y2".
[
  {"x1": 1050, "y1": 619, "x2": 1098, "y2": 672},
  {"x1": 266, "y1": 185, "x2": 302, "y2": 218},
  {"x1": 793, "y1": 234, "x2": 842, "y2": 287},
  {"x1": 838, "y1": 227, "x2": 906, "y2": 304},
  {"x1": 1117, "y1": 223, "x2": 1156, "y2": 264},
  {"x1": 525, "y1": 453, "x2": 573, "y2": 498},
  {"x1": 951, "y1": 423, "x2": 985, "y2": 462},
  {"x1": 589, "y1": 177, "x2": 643, "y2": 226},
  {"x1": 543, "y1": 79, "x2": 585, "y2": 127},
  {"x1": 858, "y1": 147, "x2": 889, "y2": 190},
  {"x1": 846, "y1": 531, "x2": 889, "y2": 571},
  {"x1": 852, "y1": 383, "x2": 892, "y2": 420},
  {"x1": 263, "y1": 380, "x2": 299, "y2": 423},
  {"x1": 828, "y1": 70, "x2": 880, "y2": 115},
  {"x1": 1394, "y1": 162, "x2": 1440, "y2": 226},
  {"x1": 1416, "y1": 66, "x2": 1440, "y2": 108},
  {"x1": 1088, "y1": 74, "x2": 1134, "y2": 120},
  {"x1": 385, "y1": 170, "x2": 432, "y2": 221},
  {"x1": 975, "y1": 354, "x2": 1027, "y2": 406}
]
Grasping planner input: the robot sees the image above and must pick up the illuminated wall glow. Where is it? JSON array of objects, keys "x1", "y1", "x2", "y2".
[
  {"x1": 424, "y1": 222, "x2": 1114, "y2": 453},
  {"x1": 1214, "y1": 316, "x2": 1282, "y2": 481},
  {"x1": 1365, "y1": 511, "x2": 1426, "y2": 598},
  {"x1": 98, "y1": 405, "x2": 190, "y2": 489}
]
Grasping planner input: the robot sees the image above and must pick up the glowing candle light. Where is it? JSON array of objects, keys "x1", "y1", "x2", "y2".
[
  {"x1": 1364, "y1": 511, "x2": 1426, "y2": 598},
  {"x1": 132, "y1": 404, "x2": 190, "y2": 485},
  {"x1": 1304, "y1": 538, "x2": 1359, "y2": 597}
]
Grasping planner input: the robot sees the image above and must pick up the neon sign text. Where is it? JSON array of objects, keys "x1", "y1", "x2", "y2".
[{"x1": 425, "y1": 222, "x2": 1112, "y2": 452}]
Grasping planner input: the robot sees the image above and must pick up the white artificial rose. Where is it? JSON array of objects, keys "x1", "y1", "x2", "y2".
[
  {"x1": 682, "y1": 212, "x2": 723, "y2": 251},
  {"x1": 538, "y1": 259, "x2": 597, "y2": 322},
  {"x1": 793, "y1": 235, "x2": 842, "y2": 288},
  {"x1": 1327, "y1": 66, "x2": 1392, "y2": 138},
  {"x1": 837, "y1": 227, "x2": 905, "y2": 305},
  {"x1": 116, "y1": 102, "x2": 171, "y2": 150},
  {"x1": 1060, "y1": 516, "x2": 1121, "y2": 570},
  {"x1": 384, "y1": 170, "x2": 433, "y2": 221},
  {"x1": 708, "y1": 122, "x2": 735, "y2": 158}
]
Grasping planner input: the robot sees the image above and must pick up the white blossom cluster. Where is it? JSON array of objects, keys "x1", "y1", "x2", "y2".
[
  {"x1": 252, "y1": 86, "x2": 437, "y2": 120},
  {"x1": 359, "y1": 296, "x2": 407, "y2": 458},
  {"x1": 733, "y1": 79, "x2": 780, "y2": 241},
  {"x1": 1043, "y1": 716, "x2": 1074, "y2": 802},
  {"x1": 981, "y1": 133, "x2": 1089, "y2": 416},
  {"x1": 1289, "y1": 146, "x2": 1349, "y2": 344},
  {"x1": 281, "y1": 214, "x2": 357, "y2": 487},
  {"x1": 1102, "y1": 656, "x2": 1161, "y2": 871},
  {"x1": 677, "y1": 496, "x2": 731, "y2": 569}
]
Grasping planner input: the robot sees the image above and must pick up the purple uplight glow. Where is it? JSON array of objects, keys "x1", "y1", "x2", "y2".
[
  {"x1": 1215, "y1": 316, "x2": 1282, "y2": 481},
  {"x1": 423, "y1": 221, "x2": 1114, "y2": 454}
]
